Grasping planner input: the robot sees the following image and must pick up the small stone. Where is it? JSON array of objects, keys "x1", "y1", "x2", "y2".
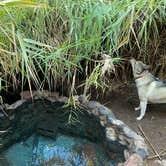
[
  {"x1": 123, "y1": 153, "x2": 143, "y2": 166},
  {"x1": 105, "y1": 127, "x2": 117, "y2": 141}
]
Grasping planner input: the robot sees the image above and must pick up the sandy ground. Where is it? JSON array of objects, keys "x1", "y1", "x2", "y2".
[{"x1": 100, "y1": 83, "x2": 166, "y2": 161}]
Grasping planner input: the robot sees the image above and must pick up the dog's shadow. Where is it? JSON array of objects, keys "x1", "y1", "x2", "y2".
[{"x1": 147, "y1": 103, "x2": 166, "y2": 112}]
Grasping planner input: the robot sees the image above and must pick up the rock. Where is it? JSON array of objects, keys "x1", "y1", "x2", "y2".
[
  {"x1": 98, "y1": 106, "x2": 115, "y2": 118},
  {"x1": 105, "y1": 127, "x2": 117, "y2": 141},
  {"x1": 7, "y1": 99, "x2": 26, "y2": 110},
  {"x1": 57, "y1": 96, "x2": 68, "y2": 102},
  {"x1": 149, "y1": 159, "x2": 166, "y2": 166},
  {"x1": 123, "y1": 153, "x2": 143, "y2": 166},
  {"x1": 133, "y1": 139, "x2": 149, "y2": 159},
  {"x1": 20, "y1": 90, "x2": 33, "y2": 99},
  {"x1": 111, "y1": 119, "x2": 125, "y2": 128},
  {"x1": 148, "y1": 160, "x2": 164, "y2": 166},
  {"x1": 118, "y1": 135, "x2": 129, "y2": 145},
  {"x1": 98, "y1": 106, "x2": 109, "y2": 115},
  {"x1": 162, "y1": 160, "x2": 166, "y2": 166},
  {"x1": 78, "y1": 95, "x2": 88, "y2": 105},
  {"x1": 124, "y1": 150, "x2": 130, "y2": 160},
  {"x1": 91, "y1": 109, "x2": 99, "y2": 116},
  {"x1": 123, "y1": 126, "x2": 143, "y2": 140},
  {"x1": 107, "y1": 111, "x2": 116, "y2": 120},
  {"x1": 20, "y1": 90, "x2": 60, "y2": 101},
  {"x1": 87, "y1": 101, "x2": 101, "y2": 109},
  {"x1": 0, "y1": 113, "x2": 4, "y2": 118}
]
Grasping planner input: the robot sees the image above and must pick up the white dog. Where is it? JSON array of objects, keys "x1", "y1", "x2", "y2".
[{"x1": 130, "y1": 58, "x2": 166, "y2": 120}]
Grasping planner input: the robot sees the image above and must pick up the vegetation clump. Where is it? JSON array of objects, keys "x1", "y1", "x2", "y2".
[{"x1": 0, "y1": 0, "x2": 165, "y2": 97}]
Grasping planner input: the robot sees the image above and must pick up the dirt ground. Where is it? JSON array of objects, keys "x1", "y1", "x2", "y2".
[{"x1": 100, "y1": 83, "x2": 166, "y2": 161}]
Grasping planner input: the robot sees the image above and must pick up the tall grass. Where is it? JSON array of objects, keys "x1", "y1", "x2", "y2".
[{"x1": 0, "y1": 0, "x2": 166, "y2": 97}]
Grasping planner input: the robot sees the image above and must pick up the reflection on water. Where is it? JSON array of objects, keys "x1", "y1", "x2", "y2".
[{"x1": 0, "y1": 134, "x2": 117, "y2": 166}]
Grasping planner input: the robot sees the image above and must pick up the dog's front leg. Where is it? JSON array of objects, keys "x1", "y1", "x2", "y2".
[
  {"x1": 135, "y1": 105, "x2": 141, "y2": 111},
  {"x1": 137, "y1": 101, "x2": 147, "y2": 120}
]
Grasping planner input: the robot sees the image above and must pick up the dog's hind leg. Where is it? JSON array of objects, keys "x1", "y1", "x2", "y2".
[{"x1": 137, "y1": 101, "x2": 147, "y2": 120}]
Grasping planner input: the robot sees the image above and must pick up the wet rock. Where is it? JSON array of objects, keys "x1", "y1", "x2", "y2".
[{"x1": 37, "y1": 121, "x2": 58, "y2": 139}]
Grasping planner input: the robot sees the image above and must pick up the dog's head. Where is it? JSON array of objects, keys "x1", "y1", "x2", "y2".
[{"x1": 130, "y1": 58, "x2": 149, "y2": 79}]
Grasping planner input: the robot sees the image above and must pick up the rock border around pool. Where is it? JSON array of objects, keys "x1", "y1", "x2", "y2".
[
  {"x1": 4, "y1": 91, "x2": 149, "y2": 166},
  {"x1": 77, "y1": 95, "x2": 149, "y2": 164}
]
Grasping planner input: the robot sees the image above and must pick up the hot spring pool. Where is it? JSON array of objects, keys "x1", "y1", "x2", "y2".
[{"x1": 0, "y1": 134, "x2": 119, "y2": 166}]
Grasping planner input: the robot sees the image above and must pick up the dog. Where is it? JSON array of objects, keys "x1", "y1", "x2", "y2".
[{"x1": 130, "y1": 58, "x2": 166, "y2": 120}]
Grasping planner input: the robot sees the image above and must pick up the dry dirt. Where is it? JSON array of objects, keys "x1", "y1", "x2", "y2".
[{"x1": 99, "y1": 83, "x2": 166, "y2": 161}]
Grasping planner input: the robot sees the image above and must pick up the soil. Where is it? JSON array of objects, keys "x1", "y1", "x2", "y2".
[{"x1": 100, "y1": 83, "x2": 166, "y2": 161}]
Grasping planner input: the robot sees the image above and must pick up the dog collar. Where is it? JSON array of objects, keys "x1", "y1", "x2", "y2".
[{"x1": 135, "y1": 70, "x2": 148, "y2": 80}]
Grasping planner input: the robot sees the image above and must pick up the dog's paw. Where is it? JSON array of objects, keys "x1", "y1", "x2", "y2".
[{"x1": 136, "y1": 116, "x2": 143, "y2": 120}]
